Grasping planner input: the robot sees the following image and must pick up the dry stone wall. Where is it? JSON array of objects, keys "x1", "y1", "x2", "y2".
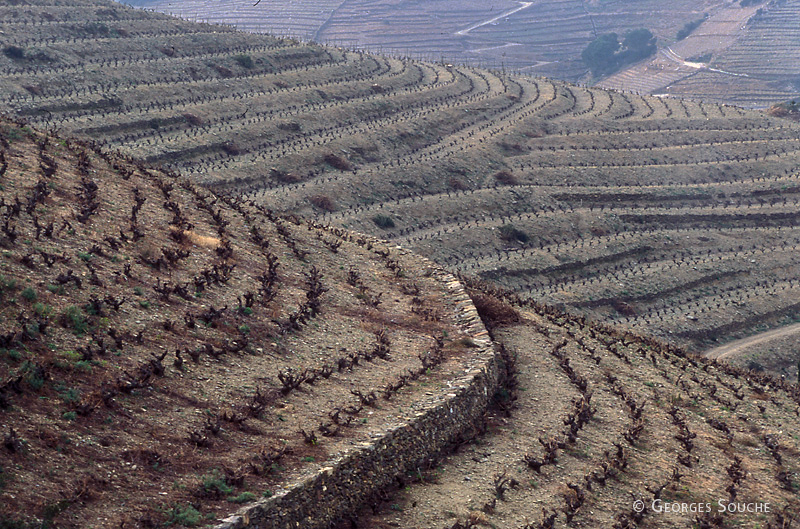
[{"x1": 214, "y1": 265, "x2": 499, "y2": 529}]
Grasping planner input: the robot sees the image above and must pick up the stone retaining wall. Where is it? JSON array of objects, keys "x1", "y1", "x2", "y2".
[{"x1": 214, "y1": 266, "x2": 499, "y2": 529}]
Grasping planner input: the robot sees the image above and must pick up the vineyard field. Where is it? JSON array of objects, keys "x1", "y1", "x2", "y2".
[
  {"x1": 122, "y1": 0, "x2": 800, "y2": 107},
  {"x1": 2, "y1": 0, "x2": 800, "y2": 369},
  {"x1": 1, "y1": 2, "x2": 800, "y2": 528}
]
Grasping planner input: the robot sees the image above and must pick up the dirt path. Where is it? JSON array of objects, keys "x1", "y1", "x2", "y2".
[
  {"x1": 455, "y1": 1, "x2": 534, "y2": 36},
  {"x1": 703, "y1": 321, "x2": 800, "y2": 361}
]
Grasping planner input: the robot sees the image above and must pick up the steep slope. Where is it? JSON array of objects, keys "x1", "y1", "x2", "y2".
[
  {"x1": 0, "y1": 117, "x2": 488, "y2": 528},
  {"x1": 2, "y1": 0, "x2": 800, "y2": 366},
  {"x1": 355, "y1": 285, "x2": 800, "y2": 529}
]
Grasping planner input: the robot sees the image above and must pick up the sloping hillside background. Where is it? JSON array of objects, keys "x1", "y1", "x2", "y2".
[
  {"x1": 123, "y1": 0, "x2": 800, "y2": 108},
  {"x1": 3, "y1": 0, "x2": 800, "y2": 373}
]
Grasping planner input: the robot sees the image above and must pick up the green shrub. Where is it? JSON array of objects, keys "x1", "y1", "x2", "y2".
[
  {"x1": 164, "y1": 504, "x2": 202, "y2": 527},
  {"x1": 372, "y1": 214, "x2": 395, "y2": 229},
  {"x1": 493, "y1": 171, "x2": 517, "y2": 185},
  {"x1": 59, "y1": 387, "x2": 80, "y2": 404},
  {"x1": 677, "y1": 15, "x2": 707, "y2": 41},
  {"x1": 234, "y1": 54, "x2": 254, "y2": 69},
  {"x1": 228, "y1": 492, "x2": 257, "y2": 504},
  {"x1": 60, "y1": 306, "x2": 88, "y2": 335},
  {"x1": 21, "y1": 287, "x2": 37, "y2": 302},
  {"x1": 22, "y1": 361, "x2": 45, "y2": 390},
  {"x1": 23, "y1": 322, "x2": 40, "y2": 340},
  {"x1": 33, "y1": 302, "x2": 52, "y2": 317},
  {"x1": 0, "y1": 275, "x2": 18, "y2": 297},
  {"x1": 200, "y1": 469, "x2": 233, "y2": 498},
  {"x1": 499, "y1": 224, "x2": 529, "y2": 243},
  {"x1": 58, "y1": 350, "x2": 81, "y2": 362},
  {"x1": 74, "y1": 360, "x2": 92, "y2": 373},
  {"x1": 3, "y1": 46, "x2": 25, "y2": 61},
  {"x1": 61, "y1": 411, "x2": 77, "y2": 421}
]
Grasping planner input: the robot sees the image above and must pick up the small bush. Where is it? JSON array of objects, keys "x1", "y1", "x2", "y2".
[
  {"x1": 323, "y1": 153, "x2": 352, "y2": 171},
  {"x1": 60, "y1": 306, "x2": 88, "y2": 335},
  {"x1": 228, "y1": 492, "x2": 257, "y2": 504},
  {"x1": 677, "y1": 16, "x2": 707, "y2": 41},
  {"x1": 0, "y1": 275, "x2": 18, "y2": 296},
  {"x1": 62, "y1": 411, "x2": 77, "y2": 421},
  {"x1": 309, "y1": 194, "x2": 336, "y2": 212},
  {"x1": 499, "y1": 224, "x2": 529, "y2": 243},
  {"x1": 165, "y1": 503, "x2": 202, "y2": 527},
  {"x1": 212, "y1": 64, "x2": 233, "y2": 78},
  {"x1": 74, "y1": 360, "x2": 92, "y2": 373},
  {"x1": 59, "y1": 387, "x2": 81, "y2": 404},
  {"x1": 493, "y1": 171, "x2": 518, "y2": 185},
  {"x1": 199, "y1": 469, "x2": 233, "y2": 499},
  {"x1": 221, "y1": 142, "x2": 242, "y2": 156},
  {"x1": 470, "y1": 293, "x2": 521, "y2": 330},
  {"x1": 182, "y1": 113, "x2": 204, "y2": 126},
  {"x1": 234, "y1": 54, "x2": 254, "y2": 69},
  {"x1": 3, "y1": 46, "x2": 25, "y2": 61},
  {"x1": 22, "y1": 361, "x2": 45, "y2": 390},
  {"x1": 448, "y1": 177, "x2": 468, "y2": 191},
  {"x1": 270, "y1": 168, "x2": 302, "y2": 184},
  {"x1": 58, "y1": 350, "x2": 81, "y2": 362},
  {"x1": 23, "y1": 322, "x2": 40, "y2": 340},
  {"x1": 277, "y1": 121, "x2": 301, "y2": 132},
  {"x1": 21, "y1": 287, "x2": 37, "y2": 302},
  {"x1": 372, "y1": 214, "x2": 395, "y2": 229}
]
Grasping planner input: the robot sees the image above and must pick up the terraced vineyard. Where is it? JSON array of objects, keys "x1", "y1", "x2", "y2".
[
  {"x1": 2, "y1": 0, "x2": 800, "y2": 373},
  {"x1": 123, "y1": 0, "x2": 724, "y2": 80},
  {"x1": 356, "y1": 289, "x2": 800, "y2": 529},
  {"x1": 599, "y1": 0, "x2": 800, "y2": 108},
  {"x1": 0, "y1": 116, "x2": 485, "y2": 528},
  {"x1": 1, "y1": 116, "x2": 797, "y2": 529},
  {"x1": 123, "y1": 0, "x2": 345, "y2": 42},
  {"x1": 127, "y1": 0, "x2": 800, "y2": 108},
  {"x1": 2, "y1": 3, "x2": 800, "y2": 528}
]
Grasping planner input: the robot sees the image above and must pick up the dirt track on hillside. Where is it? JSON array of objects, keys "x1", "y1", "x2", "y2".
[{"x1": 703, "y1": 321, "x2": 800, "y2": 361}]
